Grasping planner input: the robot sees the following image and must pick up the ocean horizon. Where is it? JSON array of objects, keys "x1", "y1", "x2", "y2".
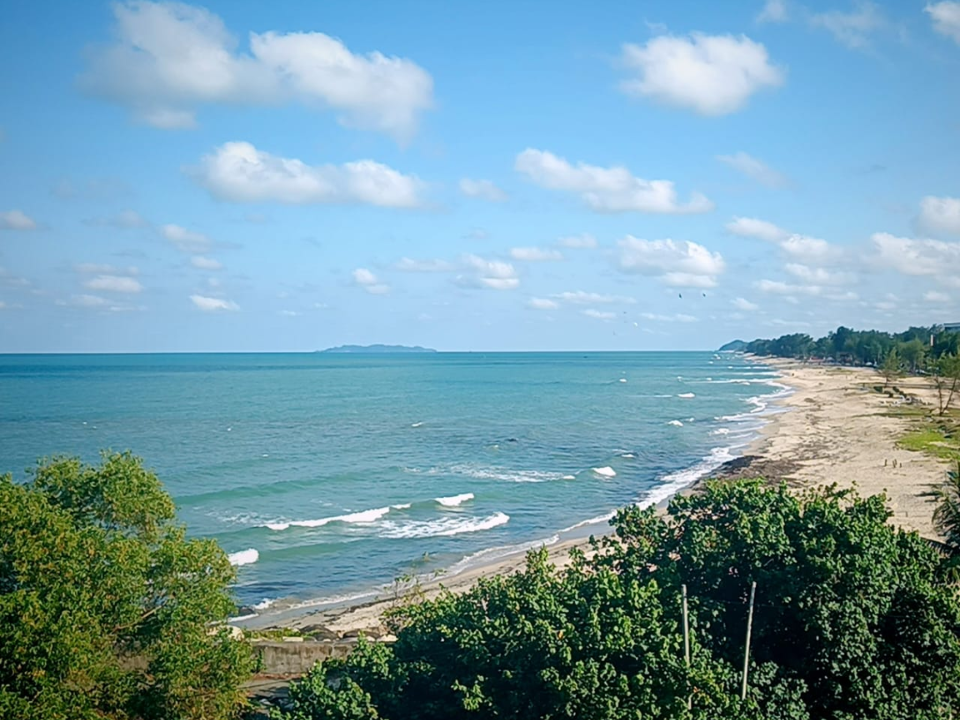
[{"x1": 0, "y1": 351, "x2": 788, "y2": 621}]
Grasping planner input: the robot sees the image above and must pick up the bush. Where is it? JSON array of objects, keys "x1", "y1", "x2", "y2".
[{"x1": 0, "y1": 452, "x2": 254, "y2": 719}]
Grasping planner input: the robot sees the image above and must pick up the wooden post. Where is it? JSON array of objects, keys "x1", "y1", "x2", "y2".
[
  {"x1": 741, "y1": 581, "x2": 757, "y2": 701},
  {"x1": 682, "y1": 584, "x2": 691, "y2": 711}
]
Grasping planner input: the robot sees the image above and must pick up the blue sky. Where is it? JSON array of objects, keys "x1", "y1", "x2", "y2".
[{"x1": 1, "y1": 0, "x2": 959, "y2": 352}]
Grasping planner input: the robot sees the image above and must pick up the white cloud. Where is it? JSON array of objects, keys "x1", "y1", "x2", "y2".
[
  {"x1": 193, "y1": 141, "x2": 423, "y2": 207},
  {"x1": 871, "y1": 232, "x2": 960, "y2": 277},
  {"x1": 352, "y1": 267, "x2": 390, "y2": 294},
  {"x1": 509, "y1": 247, "x2": 563, "y2": 261},
  {"x1": 641, "y1": 312, "x2": 698, "y2": 322},
  {"x1": 162, "y1": 224, "x2": 213, "y2": 253},
  {"x1": 84, "y1": 209, "x2": 148, "y2": 229},
  {"x1": 527, "y1": 297, "x2": 559, "y2": 310},
  {"x1": 726, "y1": 216, "x2": 788, "y2": 242},
  {"x1": 732, "y1": 297, "x2": 759, "y2": 311},
  {"x1": 918, "y1": 195, "x2": 960, "y2": 238},
  {"x1": 190, "y1": 294, "x2": 239, "y2": 311},
  {"x1": 619, "y1": 33, "x2": 783, "y2": 116},
  {"x1": 515, "y1": 149, "x2": 712, "y2": 214},
  {"x1": 757, "y1": 0, "x2": 789, "y2": 23},
  {"x1": 716, "y1": 152, "x2": 787, "y2": 188},
  {"x1": 0, "y1": 210, "x2": 37, "y2": 230},
  {"x1": 459, "y1": 179, "x2": 508, "y2": 202},
  {"x1": 76, "y1": 263, "x2": 139, "y2": 275},
  {"x1": 70, "y1": 294, "x2": 109, "y2": 308},
  {"x1": 756, "y1": 279, "x2": 819, "y2": 295},
  {"x1": 553, "y1": 291, "x2": 635, "y2": 305},
  {"x1": 616, "y1": 237, "x2": 725, "y2": 287},
  {"x1": 190, "y1": 255, "x2": 223, "y2": 270},
  {"x1": 84, "y1": 275, "x2": 143, "y2": 293},
  {"x1": 726, "y1": 216, "x2": 836, "y2": 262},
  {"x1": 461, "y1": 255, "x2": 519, "y2": 290},
  {"x1": 784, "y1": 263, "x2": 854, "y2": 285},
  {"x1": 396, "y1": 257, "x2": 455, "y2": 272},
  {"x1": 583, "y1": 309, "x2": 616, "y2": 321},
  {"x1": 557, "y1": 233, "x2": 597, "y2": 249},
  {"x1": 925, "y1": 290, "x2": 951, "y2": 303},
  {"x1": 926, "y1": 2, "x2": 960, "y2": 43},
  {"x1": 80, "y1": 1, "x2": 433, "y2": 141},
  {"x1": 811, "y1": 1, "x2": 884, "y2": 49}
]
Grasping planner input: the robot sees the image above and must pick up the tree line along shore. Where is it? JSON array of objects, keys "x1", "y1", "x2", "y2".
[{"x1": 4, "y1": 330, "x2": 960, "y2": 719}]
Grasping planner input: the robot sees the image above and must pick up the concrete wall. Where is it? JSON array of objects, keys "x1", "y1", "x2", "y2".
[{"x1": 253, "y1": 638, "x2": 359, "y2": 676}]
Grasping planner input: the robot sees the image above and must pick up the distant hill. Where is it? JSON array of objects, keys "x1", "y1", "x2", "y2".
[
  {"x1": 717, "y1": 339, "x2": 748, "y2": 352},
  {"x1": 319, "y1": 344, "x2": 438, "y2": 354}
]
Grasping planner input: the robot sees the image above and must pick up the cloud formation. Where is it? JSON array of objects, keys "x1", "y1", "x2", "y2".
[
  {"x1": 616, "y1": 237, "x2": 725, "y2": 287},
  {"x1": 0, "y1": 210, "x2": 37, "y2": 230},
  {"x1": 515, "y1": 149, "x2": 712, "y2": 214},
  {"x1": 162, "y1": 224, "x2": 213, "y2": 253},
  {"x1": 557, "y1": 234, "x2": 597, "y2": 249},
  {"x1": 726, "y1": 216, "x2": 837, "y2": 262},
  {"x1": 527, "y1": 297, "x2": 559, "y2": 310},
  {"x1": 353, "y1": 267, "x2": 390, "y2": 294},
  {"x1": 191, "y1": 294, "x2": 239, "y2": 311},
  {"x1": 810, "y1": 1, "x2": 884, "y2": 49},
  {"x1": 552, "y1": 291, "x2": 635, "y2": 305},
  {"x1": 461, "y1": 255, "x2": 519, "y2": 290},
  {"x1": 190, "y1": 256, "x2": 223, "y2": 270},
  {"x1": 459, "y1": 179, "x2": 508, "y2": 202},
  {"x1": 193, "y1": 142, "x2": 423, "y2": 207},
  {"x1": 918, "y1": 195, "x2": 960, "y2": 238},
  {"x1": 926, "y1": 2, "x2": 960, "y2": 43},
  {"x1": 84, "y1": 275, "x2": 143, "y2": 293},
  {"x1": 757, "y1": 0, "x2": 789, "y2": 23},
  {"x1": 619, "y1": 33, "x2": 783, "y2": 115},
  {"x1": 80, "y1": 1, "x2": 433, "y2": 140},
  {"x1": 509, "y1": 247, "x2": 563, "y2": 261},
  {"x1": 716, "y1": 152, "x2": 788, "y2": 188}
]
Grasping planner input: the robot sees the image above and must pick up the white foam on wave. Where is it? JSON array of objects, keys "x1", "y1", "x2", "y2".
[
  {"x1": 411, "y1": 421, "x2": 424, "y2": 428},
  {"x1": 436, "y1": 493, "x2": 474, "y2": 507},
  {"x1": 619, "y1": 378, "x2": 627, "y2": 383},
  {"x1": 392, "y1": 503, "x2": 412, "y2": 510},
  {"x1": 678, "y1": 392, "x2": 696, "y2": 399},
  {"x1": 253, "y1": 598, "x2": 275, "y2": 610},
  {"x1": 446, "y1": 534, "x2": 561, "y2": 577},
  {"x1": 667, "y1": 420, "x2": 684, "y2": 427},
  {"x1": 446, "y1": 464, "x2": 570, "y2": 484},
  {"x1": 592, "y1": 466, "x2": 616, "y2": 478},
  {"x1": 265, "y1": 506, "x2": 392, "y2": 531},
  {"x1": 636, "y1": 446, "x2": 737, "y2": 510},
  {"x1": 286, "y1": 589, "x2": 381, "y2": 613},
  {"x1": 620, "y1": 453, "x2": 636, "y2": 459},
  {"x1": 380, "y1": 511, "x2": 510, "y2": 539},
  {"x1": 228, "y1": 548, "x2": 259, "y2": 566},
  {"x1": 562, "y1": 474, "x2": 577, "y2": 480},
  {"x1": 562, "y1": 510, "x2": 617, "y2": 532}
]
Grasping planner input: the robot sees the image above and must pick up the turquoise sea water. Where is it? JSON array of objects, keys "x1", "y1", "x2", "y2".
[{"x1": 0, "y1": 352, "x2": 787, "y2": 620}]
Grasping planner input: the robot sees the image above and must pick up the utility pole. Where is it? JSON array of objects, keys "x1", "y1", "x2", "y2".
[
  {"x1": 741, "y1": 581, "x2": 757, "y2": 701},
  {"x1": 682, "y1": 584, "x2": 691, "y2": 711}
]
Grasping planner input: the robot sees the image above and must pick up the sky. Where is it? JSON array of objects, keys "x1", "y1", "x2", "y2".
[{"x1": 1, "y1": 0, "x2": 959, "y2": 352}]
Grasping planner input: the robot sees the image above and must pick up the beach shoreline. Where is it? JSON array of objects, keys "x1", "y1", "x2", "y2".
[{"x1": 248, "y1": 356, "x2": 950, "y2": 637}]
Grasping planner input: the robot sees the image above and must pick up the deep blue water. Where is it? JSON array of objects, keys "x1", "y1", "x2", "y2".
[{"x1": 0, "y1": 351, "x2": 786, "y2": 618}]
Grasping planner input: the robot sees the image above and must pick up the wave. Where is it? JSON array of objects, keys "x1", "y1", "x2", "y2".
[
  {"x1": 436, "y1": 493, "x2": 474, "y2": 507},
  {"x1": 253, "y1": 597, "x2": 275, "y2": 610},
  {"x1": 379, "y1": 512, "x2": 510, "y2": 539},
  {"x1": 444, "y1": 464, "x2": 572, "y2": 484},
  {"x1": 445, "y1": 535, "x2": 561, "y2": 577},
  {"x1": 561, "y1": 511, "x2": 617, "y2": 532},
  {"x1": 667, "y1": 420, "x2": 684, "y2": 427},
  {"x1": 228, "y1": 548, "x2": 259, "y2": 566},
  {"x1": 592, "y1": 466, "x2": 616, "y2": 478},
  {"x1": 678, "y1": 392, "x2": 696, "y2": 398},
  {"x1": 411, "y1": 421, "x2": 424, "y2": 428},
  {"x1": 635, "y1": 446, "x2": 737, "y2": 510},
  {"x1": 265, "y1": 506, "x2": 392, "y2": 531}
]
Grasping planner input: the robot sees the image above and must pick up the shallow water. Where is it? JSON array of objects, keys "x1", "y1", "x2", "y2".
[{"x1": 0, "y1": 351, "x2": 787, "y2": 617}]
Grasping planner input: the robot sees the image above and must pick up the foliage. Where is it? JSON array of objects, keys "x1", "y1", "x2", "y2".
[
  {"x1": 932, "y1": 461, "x2": 960, "y2": 551},
  {"x1": 746, "y1": 324, "x2": 960, "y2": 369},
  {"x1": 881, "y1": 346, "x2": 903, "y2": 386},
  {"x1": 899, "y1": 426, "x2": 960, "y2": 462},
  {"x1": 932, "y1": 354, "x2": 960, "y2": 416},
  {"x1": 0, "y1": 452, "x2": 254, "y2": 720},
  {"x1": 278, "y1": 481, "x2": 960, "y2": 720}
]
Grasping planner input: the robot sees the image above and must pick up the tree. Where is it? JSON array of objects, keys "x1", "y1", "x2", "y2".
[
  {"x1": 881, "y1": 347, "x2": 903, "y2": 387},
  {"x1": 932, "y1": 461, "x2": 960, "y2": 551},
  {"x1": 0, "y1": 452, "x2": 254, "y2": 720},
  {"x1": 280, "y1": 481, "x2": 960, "y2": 720},
  {"x1": 932, "y1": 353, "x2": 960, "y2": 416}
]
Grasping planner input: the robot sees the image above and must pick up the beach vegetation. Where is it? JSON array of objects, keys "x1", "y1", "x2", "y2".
[
  {"x1": 0, "y1": 452, "x2": 254, "y2": 720},
  {"x1": 277, "y1": 480, "x2": 960, "y2": 720}
]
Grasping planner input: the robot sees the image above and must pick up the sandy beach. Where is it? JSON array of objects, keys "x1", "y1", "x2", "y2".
[{"x1": 263, "y1": 357, "x2": 952, "y2": 639}]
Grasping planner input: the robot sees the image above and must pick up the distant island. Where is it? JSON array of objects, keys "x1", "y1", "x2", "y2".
[
  {"x1": 319, "y1": 344, "x2": 438, "y2": 354},
  {"x1": 717, "y1": 339, "x2": 748, "y2": 352}
]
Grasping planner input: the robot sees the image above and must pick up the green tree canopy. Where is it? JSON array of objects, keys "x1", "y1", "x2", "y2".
[
  {"x1": 0, "y1": 452, "x2": 253, "y2": 720},
  {"x1": 280, "y1": 481, "x2": 960, "y2": 720}
]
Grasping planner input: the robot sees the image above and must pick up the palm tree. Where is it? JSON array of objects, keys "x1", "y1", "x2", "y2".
[{"x1": 931, "y1": 461, "x2": 960, "y2": 582}]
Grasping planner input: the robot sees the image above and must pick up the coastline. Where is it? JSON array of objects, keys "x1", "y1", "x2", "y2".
[{"x1": 251, "y1": 355, "x2": 953, "y2": 639}]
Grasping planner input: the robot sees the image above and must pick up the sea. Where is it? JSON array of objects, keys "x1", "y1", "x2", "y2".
[{"x1": 0, "y1": 351, "x2": 789, "y2": 622}]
